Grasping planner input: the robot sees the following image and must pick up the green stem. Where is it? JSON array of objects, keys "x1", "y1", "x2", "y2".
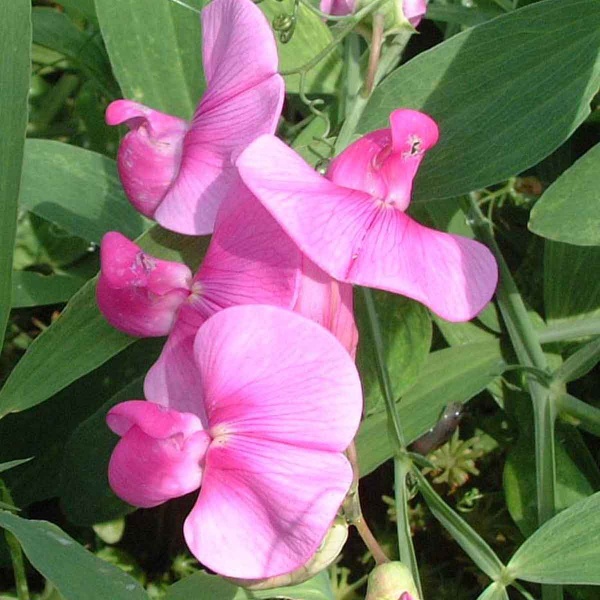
[
  {"x1": 466, "y1": 196, "x2": 561, "y2": 600},
  {"x1": 0, "y1": 482, "x2": 30, "y2": 600},
  {"x1": 394, "y1": 458, "x2": 422, "y2": 597},
  {"x1": 537, "y1": 317, "x2": 600, "y2": 344},
  {"x1": 555, "y1": 393, "x2": 600, "y2": 437}
]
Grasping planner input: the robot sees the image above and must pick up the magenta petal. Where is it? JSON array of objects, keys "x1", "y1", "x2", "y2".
[
  {"x1": 107, "y1": 401, "x2": 209, "y2": 508},
  {"x1": 294, "y1": 257, "x2": 358, "y2": 358},
  {"x1": 184, "y1": 436, "x2": 352, "y2": 578},
  {"x1": 237, "y1": 135, "x2": 376, "y2": 282},
  {"x1": 154, "y1": 77, "x2": 284, "y2": 235},
  {"x1": 320, "y1": 0, "x2": 356, "y2": 15},
  {"x1": 106, "y1": 100, "x2": 188, "y2": 218},
  {"x1": 177, "y1": 187, "x2": 300, "y2": 324},
  {"x1": 97, "y1": 232, "x2": 192, "y2": 337},
  {"x1": 403, "y1": 0, "x2": 427, "y2": 27},
  {"x1": 348, "y1": 210, "x2": 498, "y2": 321},
  {"x1": 194, "y1": 305, "x2": 362, "y2": 450},
  {"x1": 200, "y1": 0, "x2": 280, "y2": 110},
  {"x1": 143, "y1": 321, "x2": 207, "y2": 421}
]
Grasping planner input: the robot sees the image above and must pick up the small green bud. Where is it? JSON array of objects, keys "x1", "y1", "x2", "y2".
[{"x1": 365, "y1": 562, "x2": 420, "y2": 600}]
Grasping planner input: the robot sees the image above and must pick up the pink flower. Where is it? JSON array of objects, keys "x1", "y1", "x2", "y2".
[
  {"x1": 237, "y1": 109, "x2": 498, "y2": 322},
  {"x1": 107, "y1": 305, "x2": 363, "y2": 578},
  {"x1": 97, "y1": 188, "x2": 300, "y2": 339},
  {"x1": 106, "y1": 0, "x2": 284, "y2": 235},
  {"x1": 320, "y1": 0, "x2": 427, "y2": 27}
]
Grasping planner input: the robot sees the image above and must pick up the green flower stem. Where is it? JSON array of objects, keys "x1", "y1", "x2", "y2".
[
  {"x1": 466, "y1": 196, "x2": 561, "y2": 600},
  {"x1": 556, "y1": 393, "x2": 600, "y2": 437},
  {"x1": 0, "y1": 482, "x2": 30, "y2": 600}
]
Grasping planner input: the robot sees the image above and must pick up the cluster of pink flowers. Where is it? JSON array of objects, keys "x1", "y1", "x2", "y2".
[{"x1": 98, "y1": 0, "x2": 497, "y2": 583}]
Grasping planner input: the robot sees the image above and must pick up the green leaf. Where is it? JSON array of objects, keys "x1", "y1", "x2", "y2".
[
  {"x1": 503, "y1": 394, "x2": 597, "y2": 537},
  {"x1": 544, "y1": 241, "x2": 600, "y2": 325},
  {"x1": 0, "y1": 511, "x2": 148, "y2": 599},
  {"x1": 260, "y1": 0, "x2": 342, "y2": 95},
  {"x1": 356, "y1": 340, "x2": 506, "y2": 475},
  {"x1": 59, "y1": 376, "x2": 147, "y2": 524},
  {"x1": 359, "y1": 0, "x2": 600, "y2": 202},
  {"x1": 508, "y1": 492, "x2": 600, "y2": 585},
  {"x1": 58, "y1": 0, "x2": 97, "y2": 21},
  {"x1": 0, "y1": 0, "x2": 30, "y2": 342},
  {"x1": 0, "y1": 226, "x2": 206, "y2": 418},
  {"x1": 0, "y1": 459, "x2": 32, "y2": 476},
  {"x1": 32, "y1": 7, "x2": 117, "y2": 96},
  {"x1": 476, "y1": 582, "x2": 509, "y2": 600},
  {"x1": 356, "y1": 292, "x2": 431, "y2": 416},
  {"x1": 415, "y1": 469, "x2": 505, "y2": 579},
  {"x1": 166, "y1": 571, "x2": 333, "y2": 600},
  {"x1": 95, "y1": 0, "x2": 204, "y2": 118},
  {"x1": 552, "y1": 337, "x2": 600, "y2": 385},
  {"x1": 11, "y1": 271, "x2": 86, "y2": 308},
  {"x1": 529, "y1": 143, "x2": 600, "y2": 246},
  {"x1": 20, "y1": 139, "x2": 149, "y2": 244}
]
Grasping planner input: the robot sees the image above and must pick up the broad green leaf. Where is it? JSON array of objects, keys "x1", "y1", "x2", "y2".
[
  {"x1": 0, "y1": 227, "x2": 206, "y2": 418},
  {"x1": 0, "y1": 339, "x2": 162, "y2": 508},
  {"x1": 58, "y1": 0, "x2": 97, "y2": 21},
  {"x1": 426, "y1": 4, "x2": 501, "y2": 26},
  {"x1": 0, "y1": 0, "x2": 30, "y2": 342},
  {"x1": 95, "y1": 0, "x2": 204, "y2": 118},
  {"x1": 503, "y1": 394, "x2": 598, "y2": 537},
  {"x1": 260, "y1": 0, "x2": 342, "y2": 95},
  {"x1": 59, "y1": 376, "x2": 147, "y2": 524},
  {"x1": 356, "y1": 340, "x2": 506, "y2": 475},
  {"x1": 0, "y1": 511, "x2": 148, "y2": 599},
  {"x1": 355, "y1": 291, "x2": 431, "y2": 416},
  {"x1": 166, "y1": 571, "x2": 333, "y2": 600},
  {"x1": 0, "y1": 459, "x2": 32, "y2": 475},
  {"x1": 292, "y1": 117, "x2": 331, "y2": 166},
  {"x1": 11, "y1": 271, "x2": 86, "y2": 308},
  {"x1": 20, "y1": 140, "x2": 149, "y2": 244},
  {"x1": 508, "y1": 492, "x2": 600, "y2": 584},
  {"x1": 32, "y1": 7, "x2": 117, "y2": 96},
  {"x1": 544, "y1": 241, "x2": 600, "y2": 324},
  {"x1": 529, "y1": 143, "x2": 600, "y2": 246},
  {"x1": 359, "y1": 0, "x2": 600, "y2": 202},
  {"x1": 476, "y1": 582, "x2": 509, "y2": 600}
]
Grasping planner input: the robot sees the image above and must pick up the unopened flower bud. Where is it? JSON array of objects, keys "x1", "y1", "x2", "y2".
[{"x1": 366, "y1": 562, "x2": 421, "y2": 600}]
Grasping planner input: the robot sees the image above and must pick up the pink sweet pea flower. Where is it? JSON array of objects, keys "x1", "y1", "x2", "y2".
[
  {"x1": 106, "y1": 0, "x2": 284, "y2": 235},
  {"x1": 107, "y1": 305, "x2": 363, "y2": 579},
  {"x1": 320, "y1": 0, "x2": 427, "y2": 27},
  {"x1": 97, "y1": 187, "x2": 300, "y2": 340},
  {"x1": 237, "y1": 109, "x2": 498, "y2": 322}
]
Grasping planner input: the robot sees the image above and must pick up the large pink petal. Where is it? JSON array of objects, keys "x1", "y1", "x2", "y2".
[
  {"x1": 237, "y1": 135, "x2": 377, "y2": 282},
  {"x1": 106, "y1": 100, "x2": 188, "y2": 218},
  {"x1": 154, "y1": 78, "x2": 283, "y2": 236},
  {"x1": 176, "y1": 188, "x2": 300, "y2": 324},
  {"x1": 97, "y1": 232, "x2": 192, "y2": 337},
  {"x1": 143, "y1": 321, "x2": 207, "y2": 421},
  {"x1": 294, "y1": 257, "x2": 358, "y2": 358},
  {"x1": 107, "y1": 401, "x2": 209, "y2": 508},
  {"x1": 193, "y1": 305, "x2": 362, "y2": 450},
  {"x1": 184, "y1": 436, "x2": 352, "y2": 578},
  {"x1": 200, "y1": 0, "x2": 280, "y2": 110},
  {"x1": 348, "y1": 210, "x2": 498, "y2": 321}
]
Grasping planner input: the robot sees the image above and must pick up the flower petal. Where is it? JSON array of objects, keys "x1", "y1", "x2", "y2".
[
  {"x1": 177, "y1": 187, "x2": 300, "y2": 324},
  {"x1": 106, "y1": 100, "x2": 188, "y2": 218},
  {"x1": 294, "y1": 257, "x2": 358, "y2": 358},
  {"x1": 237, "y1": 134, "x2": 377, "y2": 282},
  {"x1": 107, "y1": 401, "x2": 209, "y2": 508},
  {"x1": 320, "y1": 0, "x2": 356, "y2": 16},
  {"x1": 154, "y1": 0, "x2": 284, "y2": 235},
  {"x1": 403, "y1": 0, "x2": 428, "y2": 27},
  {"x1": 347, "y1": 209, "x2": 498, "y2": 321},
  {"x1": 97, "y1": 232, "x2": 192, "y2": 337},
  {"x1": 143, "y1": 321, "x2": 207, "y2": 422},
  {"x1": 184, "y1": 436, "x2": 352, "y2": 578},
  {"x1": 193, "y1": 305, "x2": 362, "y2": 450}
]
